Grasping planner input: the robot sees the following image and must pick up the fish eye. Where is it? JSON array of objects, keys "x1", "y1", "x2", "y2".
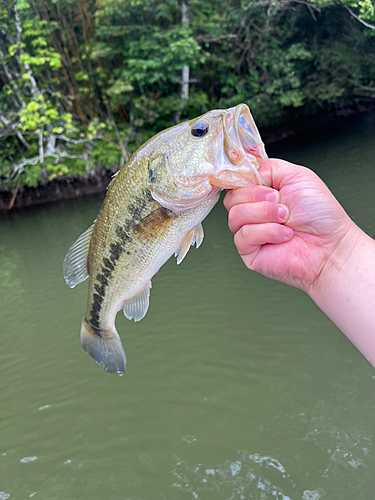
[{"x1": 191, "y1": 121, "x2": 209, "y2": 137}]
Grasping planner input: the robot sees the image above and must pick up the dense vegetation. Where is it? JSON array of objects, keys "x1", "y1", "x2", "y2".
[{"x1": 1, "y1": 0, "x2": 375, "y2": 189}]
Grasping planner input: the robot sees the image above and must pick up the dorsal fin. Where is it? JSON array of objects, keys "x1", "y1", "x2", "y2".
[
  {"x1": 106, "y1": 170, "x2": 120, "y2": 192},
  {"x1": 63, "y1": 224, "x2": 94, "y2": 288}
]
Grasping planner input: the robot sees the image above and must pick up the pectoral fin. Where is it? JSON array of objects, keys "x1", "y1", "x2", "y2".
[
  {"x1": 175, "y1": 223, "x2": 204, "y2": 265},
  {"x1": 123, "y1": 281, "x2": 152, "y2": 322},
  {"x1": 63, "y1": 224, "x2": 94, "y2": 288}
]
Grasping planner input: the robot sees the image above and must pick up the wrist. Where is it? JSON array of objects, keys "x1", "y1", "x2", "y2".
[
  {"x1": 307, "y1": 224, "x2": 375, "y2": 366},
  {"x1": 307, "y1": 221, "x2": 369, "y2": 306}
]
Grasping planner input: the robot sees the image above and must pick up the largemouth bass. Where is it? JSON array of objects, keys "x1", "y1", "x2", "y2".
[{"x1": 63, "y1": 104, "x2": 268, "y2": 375}]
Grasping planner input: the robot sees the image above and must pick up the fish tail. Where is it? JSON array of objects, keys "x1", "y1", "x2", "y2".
[{"x1": 80, "y1": 318, "x2": 126, "y2": 375}]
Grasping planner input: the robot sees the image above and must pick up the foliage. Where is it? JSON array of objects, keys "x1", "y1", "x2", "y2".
[{"x1": 1, "y1": 0, "x2": 375, "y2": 189}]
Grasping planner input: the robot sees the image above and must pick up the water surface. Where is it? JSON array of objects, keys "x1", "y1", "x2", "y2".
[{"x1": 1, "y1": 115, "x2": 375, "y2": 499}]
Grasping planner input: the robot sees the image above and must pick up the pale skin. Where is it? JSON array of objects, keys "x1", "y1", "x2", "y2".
[{"x1": 224, "y1": 158, "x2": 375, "y2": 367}]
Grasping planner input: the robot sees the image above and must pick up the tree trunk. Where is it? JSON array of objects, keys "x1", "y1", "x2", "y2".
[
  {"x1": 175, "y1": 0, "x2": 190, "y2": 123},
  {"x1": 181, "y1": 0, "x2": 189, "y2": 101}
]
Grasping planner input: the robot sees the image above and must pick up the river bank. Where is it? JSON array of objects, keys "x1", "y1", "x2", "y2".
[
  {"x1": 0, "y1": 167, "x2": 117, "y2": 212},
  {"x1": 1, "y1": 103, "x2": 374, "y2": 211}
]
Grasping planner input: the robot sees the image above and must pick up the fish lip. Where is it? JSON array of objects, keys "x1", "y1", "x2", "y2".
[
  {"x1": 213, "y1": 104, "x2": 268, "y2": 188},
  {"x1": 226, "y1": 104, "x2": 246, "y2": 148},
  {"x1": 209, "y1": 171, "x2": 258, "y2": 190},
  {"x1": 225, "y1": 103, "x2": 267, "y2": 161}
]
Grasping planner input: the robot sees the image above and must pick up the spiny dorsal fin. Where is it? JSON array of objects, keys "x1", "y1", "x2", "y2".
[
  {"x1": 106, "y1": 169, "x2": 120, "y2": 192},
  {"x1": 175, "y1": 223, "x2": 204, "y2": 265},
  {"x1": 63, "y1": 224, "x2": 94, "y2": 288},
  {"x1": 123, "y1": 281, "x2": 152, "y2": 322}
]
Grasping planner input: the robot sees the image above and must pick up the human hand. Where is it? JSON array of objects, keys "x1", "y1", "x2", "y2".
[{"x1": 224, "y1": 158, "x2": 362, "y2": 296}]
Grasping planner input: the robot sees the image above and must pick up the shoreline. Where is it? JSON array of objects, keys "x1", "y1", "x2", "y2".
[
  {"x1": 1, "y1": 104, "x2": 374, "y2": 212},
  {"x1": 0, "y1": 167, "x2": 117, "y2": 212}
]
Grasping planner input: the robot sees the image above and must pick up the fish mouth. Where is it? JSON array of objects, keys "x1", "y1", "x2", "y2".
[
  {"x1": 210, "y1": 104, "x2": 269, "y2": 189},
  {"x1": 228, "y1": 104, "x2": 266, "y2": 159}
]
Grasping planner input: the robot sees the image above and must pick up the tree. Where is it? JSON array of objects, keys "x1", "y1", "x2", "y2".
[
  {"x1": 0, "y1": 0, "x2": 109, "y2": 191},
  {"x1": 93, "y1": 0, "x2": 204, "y2": 131},
  {"x1": 1, "y1": 0, "x2": 375, "y2": 195}
]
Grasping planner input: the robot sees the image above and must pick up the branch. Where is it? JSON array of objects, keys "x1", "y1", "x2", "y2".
[
  {"x1": 346, "y1": 6, "x2": 375, "y2": 30},
  {"x1": 357, "y1": 84, "x2": 375, "y2": 92},
  {"x1": 13, "y1": 1, "x2": 42, "y2": 100},
  {"x1": 290, "y1": 0, "x2": 320, "y2": 11},
  {"x1": 0, "y1": 47, "x2": 26, "y2": 108},
  {"x1": 2, "y1": 155, "x2": 41, "y2": 184},
  {"x1": 249, "y1": 19, "x2": 269, "y2": 33},
  {"x1": 54, "y1": 134, "x2": 98, "y2": 144},
  {"x1": 13, "y1": 0, "x2": 22, "y2": 43},
  {"x1": 0, "y1": 116, "x2": 30, "y2": 148},
  {"x1": 38, "y1": 130, "x2": 44, "y2": 162},
  {"x1": 106, "y1": 105, "x2": 129, "y2": 160},
  {"x1": 2, "y1": 146, "x2": 88, "y2": 185},
  {"x1": 8, "y1": 180, "x2": 20, "y2": 210},
  {"x1": 348, "y1": 79, "x2": 375, "y2": 92},
  {"x1": 197, "y1": 34, "x2": 238, "y2": 43},
  {"x1": 289, "y1": 0, "x2": 321, "y2": 21},
  {"x1": 50, "y1": 149, "x2": 87, "y2": 161}
]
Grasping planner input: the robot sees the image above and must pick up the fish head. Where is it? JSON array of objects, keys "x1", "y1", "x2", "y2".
[{"x1": 146, "y1": 103, "x2": 268, "y2": 211}]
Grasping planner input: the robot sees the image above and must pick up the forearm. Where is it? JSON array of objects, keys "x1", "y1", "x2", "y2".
[{"x1": 309, "y1": 226, "x2": 375, "y2": 366}]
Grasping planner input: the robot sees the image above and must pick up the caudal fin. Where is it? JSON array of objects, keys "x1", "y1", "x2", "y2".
[{"x1": 80, "y1": 319, "x2": 126, "y2": 375}]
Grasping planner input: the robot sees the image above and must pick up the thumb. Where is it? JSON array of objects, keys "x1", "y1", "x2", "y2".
[{"x1": 258, "y1": 158, "x2": 304, "y2": 191}]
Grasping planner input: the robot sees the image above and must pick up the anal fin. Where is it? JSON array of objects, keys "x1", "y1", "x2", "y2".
[{"x1": 123, "y1": 281, "x2": 152, "y2": 322}]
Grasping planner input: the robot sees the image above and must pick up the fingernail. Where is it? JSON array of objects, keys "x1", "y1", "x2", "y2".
[
  {"x1": 265, "y1": 191, "x2": 278, "y2": 203},
  {"x1": 283, "y1": 227, "x2": 293, "y2": 239},
  {"x1": 278, "y1": 206, "x2": 288, "y2": 220}
]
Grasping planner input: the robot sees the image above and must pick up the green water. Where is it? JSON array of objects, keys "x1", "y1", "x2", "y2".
[{"x1": 1, "y1": 115, "x2": 375, "y2": 500}]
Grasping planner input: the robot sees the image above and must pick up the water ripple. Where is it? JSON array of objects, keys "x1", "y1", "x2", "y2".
[{"x1": 171, "y1": 450, "x2": 325, "y2": 500}]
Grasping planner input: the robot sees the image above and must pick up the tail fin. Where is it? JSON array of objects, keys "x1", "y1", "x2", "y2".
[{"x1": 80, "y1": 319, "x2": 126, "y2": 375}]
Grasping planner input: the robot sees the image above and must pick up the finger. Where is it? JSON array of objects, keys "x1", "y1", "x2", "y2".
[
  {"x1": 228, "y1": 202, "x2": 290, "y2": 234},
  {"x1": 223, "y1": 185, "x2": 279, "y2": 212},
  {"x1": 259, "y1": 158, "x2": 312, "y2": 190},
  {"x1": 233, "y1": 223, "x2": 294, "y2": 255}
]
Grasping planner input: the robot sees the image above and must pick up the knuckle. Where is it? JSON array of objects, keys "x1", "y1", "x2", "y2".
[
  {"x1": 238, "y1": 224, "x2": 249, "y2": 240},
  {"x1": 228, "y1": 205, "x2": 240, "y2": 230},
  {"x1": 234, "y1": 225, "x2": 247, "y2": 248},
  {"x1": 227, "y1": 207, "x2": 234, "y2": 229},
  {"x1": 223, "y1": 191, "x2": 232, "y2": 210}
]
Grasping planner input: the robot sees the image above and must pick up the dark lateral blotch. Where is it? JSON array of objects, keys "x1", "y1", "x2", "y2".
[
  {"x1": 103, "y1": 258, "x2": 115, "y2": 271},
  {"x1": 115, "y1": 225, "x2": 132, "y2": 244},
  {"x1": 96, "y1": 273, "x2": 109, "y2": 287},
  {"x1": 109, "y1": 241, "x2": 124, "y2": 261}
]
